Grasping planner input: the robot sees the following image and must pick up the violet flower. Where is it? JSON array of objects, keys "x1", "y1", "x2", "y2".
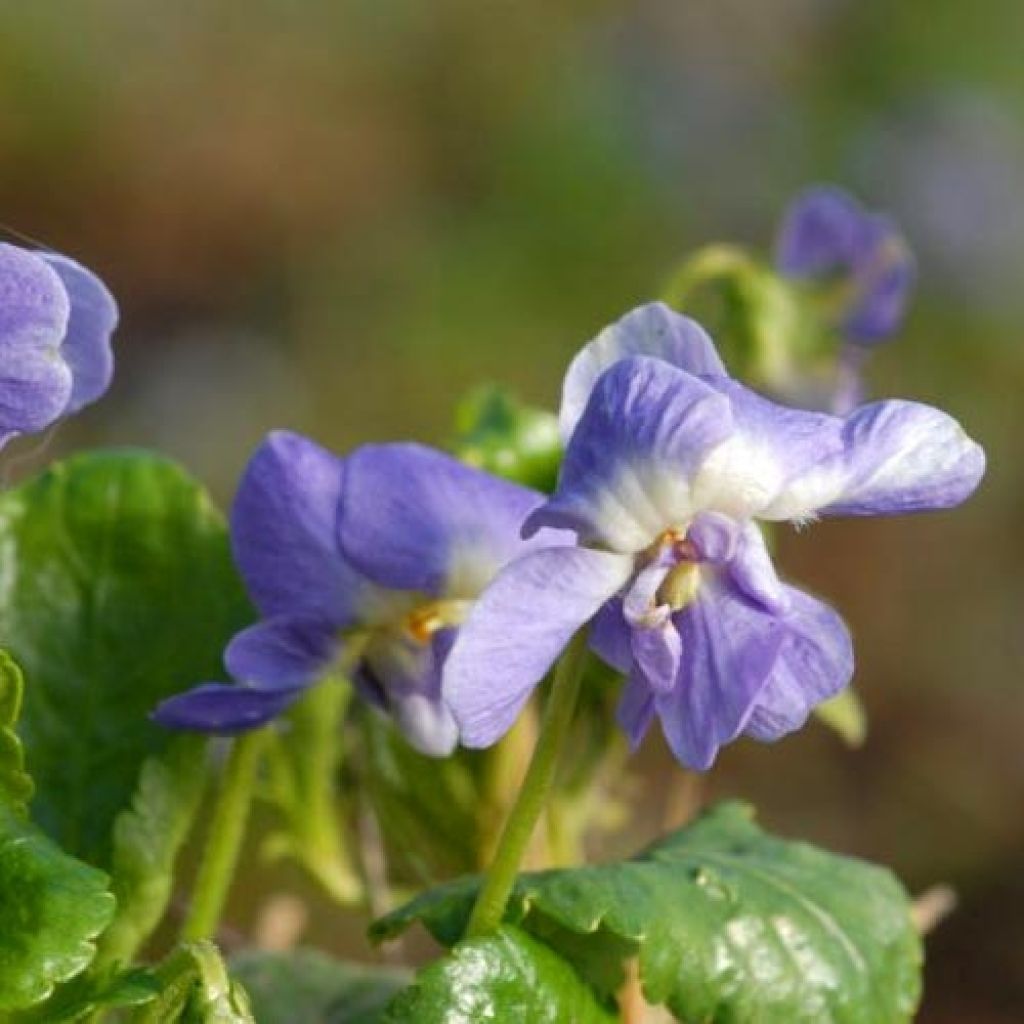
[
  {"x1": 0, "y1": 243, "x2": 117, "y2": 444},
  {"x1": 443, "y1": 304, "x2": 985, "y2": 770},
  {"x1": 154, "y1": 432, "x2": 567, "y2": 756},
  {"x1": 775, "y1": 186, "x2": 915, "y2": 346}
]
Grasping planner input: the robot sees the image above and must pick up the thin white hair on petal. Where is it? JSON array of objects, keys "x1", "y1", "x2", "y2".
[{"x1": 790, "y1": 511, "x2": 820, "y2": 532}]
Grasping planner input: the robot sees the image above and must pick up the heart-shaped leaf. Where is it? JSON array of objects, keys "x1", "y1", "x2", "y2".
[
  {"x1": 0, "y1": 804, "x2": 115, "y2": 1011},
  {"x1": 0, "y1": 450, "x2": 252, "y2": 867},
  {"x1": 94, "y1": 735, "x2": 210, "y2": 970},
  {"x1": 372, "y1": 802, "x2": 922, "y2": 1023},
  {"x1": 382, "y1": 926, "x2": 615, "y2": 1023},
  {"x1": 0, "y1": 651, "x2": 32, "y2": 813}
]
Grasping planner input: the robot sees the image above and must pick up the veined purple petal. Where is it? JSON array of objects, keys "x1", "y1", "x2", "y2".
[
  {"x1": 761, "y1": 399, "x2": 986, "y2": 520},
  {"x1": 525, "y1": 357, "x2": 734, "y2": 552},
  {"x1": 338, "y1": 443, "x2": 568, "y2": 599},
  {"x1": 224, "y1": 617, "x2": 339, "y2": 689},
  {"x1": 38, "y1": 253, "x2": 118, "y2": 414},
  {"x1": 743, "y1": 588, "x2": 854, "y2": 742},
  {"x1": 590, "y1": 599, "x2": 632, "y2": 674},
  {"x1": 692, "y1": 377, "x2": 843, "y2": 520},
  {"x1": 559, "y1": 303, "x2": 727, "y2": 441},
  {"x1": 0, "y1": 244, "x2": 73, "y2": 436},
  {"x1": 616, "y1": 668, "x2": 657, "y2": 750},
  {"x1": 656, "y1": 576, "x2": 784, "y2": 771},
  {"x1": 687, "y1": 511, "x2": 740, "y2": 563},
  {"x1": 728, "y1": 524, "x2": 788, "y2": 614},
  {"x1": 655, "y1": 573, "x2": 852, "y2": 770},
  {"x1": 630, "y1": 620, "x2": 681, "y2": 695},
  {"x1": 443, "y1": 546, "x2": 633, "y2": 747},
  {"x1": 231, "y1": 431, "x2": 375, "y2": 626},
  {"x1": 152, "y1": 681, "x2": 304, "y2": 733}
]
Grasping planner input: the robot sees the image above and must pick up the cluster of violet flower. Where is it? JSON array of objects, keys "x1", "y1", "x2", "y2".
[
  {"x1": 775, "y1": 186, "x2": 916, "y2": 413},
  {"x1": 154, "y1": 187, "x2": 984, "y2": 771}
]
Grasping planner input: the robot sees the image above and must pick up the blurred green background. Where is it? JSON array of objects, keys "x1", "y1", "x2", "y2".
[{"x1": 1, "y1": 2, "x2": 1022, "y2": 1019}]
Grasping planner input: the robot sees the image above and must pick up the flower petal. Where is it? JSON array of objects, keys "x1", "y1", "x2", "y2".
[
  {"x1": 743, "y1": 588, "x2": 854, "y2": 742},
  {"x1": 38, "y1": 253, "x2": 118, "y2": 413},
  {"x1": 443, "y1": 547, "x2": 633, "y2": 747},
  {"x1": 630, "y1": 620, "x2": 681, "y2": 695},
  {"x1": 655, "y1": 574, "x2": 852, "y2": 770},
  {"x1": 231, "y1": 431, "x2": 374, "y2": 625},
  {"x1": 775, "y1": 187, "x2": 867, "y2": 276},
  {"x1": 0, "y1": 244, "x2": 72, "y2": 437},
  {"x1": 727, "y1": 524, "x2": 788, "y2": 614},
  {"x1": 842, "y1": 226, "x2": 915, "y2": 345},
  {"x1": 224, "y1": 617, "x2": 338, "y2": 689},
  {"x1": 616, "y1": 668, "x2": 656, "y2": 750},
  {"x1": 152, "y1": 682, "x2": 303, "y2": 733},
  {"x1": 338, "y1": 443, "x2": 567, "y2": 599},
  {"x1": 525, "y1": 357, "x2": 735, "y2": 552},
  {"x1": 692, "y1": 378, "x2": 843, "y2": 520},
  {"x1": 559, "y1": 303, "x2": 727, "y2": 441},
  {"x1": 656, "y1": 577, "x2": 784, "y2": 771},
  {"x1": 590, "y1": 599, "x2": 632, "y2": 673},
  {"x1": 761, "y1": 399, "x2": 986, "y2": 520}
]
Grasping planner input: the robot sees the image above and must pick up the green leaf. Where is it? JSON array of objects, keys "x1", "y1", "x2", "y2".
[
  {"x1": 0, "y1": 804, "x2": 115, "y2": 1011},
  {"x1": 0, "y1": 651, "x2": 33, "y2": 814},
  {"x1": 453, "y1": 386, "x2": 562, "y2": 492},
  {"x1": 0, "y1": 449, "x2": 252, "y2": 866},
  {"x1": 136, "y1": 943, "x2": 254, "y2": 1023},
  {"x1": 93, "y1": 735, "x2": 210, "y2": 970},
  {"x1": 358, "y1": 709, "x2": 483, "y2": 882},
  {"x1": 11, "y1": 966, "x2": 160, "y2": 1022},
  {"x1": 372, "y1": 802, "x2": 923, "y2": 1023},
  {"x1": 231, "y1": 949, "x2": 409, "y2": 1024},
  {"x1": 383, "y1": 926, "x2": 615, "y2": 1023}
]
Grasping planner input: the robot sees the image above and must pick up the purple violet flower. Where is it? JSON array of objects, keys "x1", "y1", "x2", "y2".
[
  {"x1": 775, "y1": 185, "x2": 915, "y2": 347},
  {"x1": 443, "y1": 303, "x2": 985, "y2": 770},
  {"x1": 153, "y1": 432, "x2": 568, "y2": 756},
  {"x1": 0, "y1": 243, "x2": 118, "y2": 444}
]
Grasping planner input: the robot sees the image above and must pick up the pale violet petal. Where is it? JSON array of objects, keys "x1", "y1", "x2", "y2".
[
  {"x1": 559, "y1": 303, "x2": 727, "y2": 441},
  {"x1": 525, "y1": 357, "x2": 734, "y2": 553},
  {"x1": 443, "y1": 547, "x2": 633, "y2": 747}
]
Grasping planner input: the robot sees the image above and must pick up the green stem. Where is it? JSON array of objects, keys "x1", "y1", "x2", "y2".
[
  {"x1": 180, "y1": 729, "x2": 268, "y2": 942},
  {"x1": 660, "y1": 243, "x2": 756, "y2": 309},
  {"x1": 465, "y1": 630, "x2": 589, "y2": 938},
  {"x1": 272, "y1": 679, "x2": 363, "y2": 902}
]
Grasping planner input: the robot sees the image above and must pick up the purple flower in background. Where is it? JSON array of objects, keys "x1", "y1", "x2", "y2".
[
  {"x1": 775, "y1": 186, "x2": 915, "y2": 347},
  {"x1": 0, "y1": 243, "x2": 117, "y2": 444},
  {"x1": 154, "y1": 432, "x2": 567, "y2": 756},
  {"x1": 443, "y1": 304, "x2": 985, "y2": 770}
]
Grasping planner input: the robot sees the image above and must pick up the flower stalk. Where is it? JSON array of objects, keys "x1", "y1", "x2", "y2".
[
  {"x1": 181, "y1": 728, "x2": 269, "y2": 942},
  {"x1": 465, "y1": 629, "x2": 589, "y2": 938}
]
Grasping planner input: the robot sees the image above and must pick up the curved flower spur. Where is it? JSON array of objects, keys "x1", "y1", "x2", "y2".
[
  {"x1": 154, "y1": 431, "x2": 569, "y2": 756},
  {"x1": 0, "y1": 242, "x2": 118, "y2": 444},
  {"x1": 443, "y1": 303, "x2": 985, "y2": 770}
]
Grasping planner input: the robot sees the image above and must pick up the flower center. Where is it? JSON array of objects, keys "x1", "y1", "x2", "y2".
[
  {"x1": 656, "y1": 561, "x2": 701, "y2": 611},
  {"x1": 403, "y1": 599, "x2": 471, "y2": 644}
]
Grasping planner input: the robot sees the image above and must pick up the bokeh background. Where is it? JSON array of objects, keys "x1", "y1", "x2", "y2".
[{"x1": 1, "y1": 2, "x2": 1021, "y2": 1019}]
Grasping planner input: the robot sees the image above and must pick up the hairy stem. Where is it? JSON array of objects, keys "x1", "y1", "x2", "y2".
[
  {"x1": 465, "y1": 630, "x2": 589, "y2": 938},
  {"x1": 180, "y1": 728, "x2": 268, "y2": 942}
]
